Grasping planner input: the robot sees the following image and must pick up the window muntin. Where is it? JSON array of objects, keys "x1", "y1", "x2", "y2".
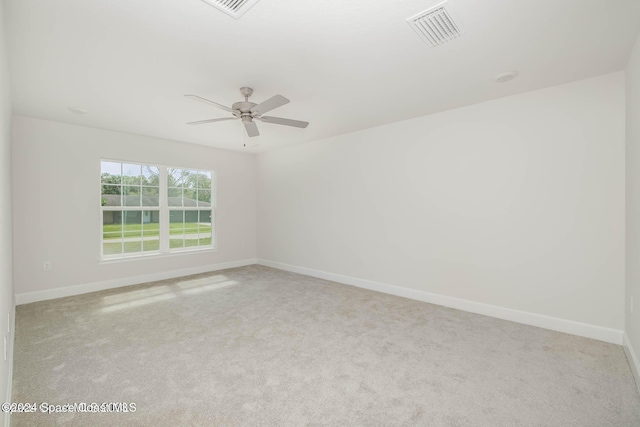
[{"x1": 100, "y1": 161, "x2": 214, "y2": 260}]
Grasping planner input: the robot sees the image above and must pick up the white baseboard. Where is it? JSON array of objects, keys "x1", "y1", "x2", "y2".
[
  {"x1": 257, "y1": 259, "x2": 624, "y2": 345},
  {"x1": 14, "y1": 257, "x2": 626, "y2": 345},
  {"x1": 15, "y1": 258, "x2": 257, "y2": 305},
  {"x1": 624, "y1": 333, "x2": 640, "y2": 395}
]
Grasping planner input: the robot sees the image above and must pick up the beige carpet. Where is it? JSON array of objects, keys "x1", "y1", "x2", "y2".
[{"x1": 11, "y1": 265, "x2": 640, "y2": 426}]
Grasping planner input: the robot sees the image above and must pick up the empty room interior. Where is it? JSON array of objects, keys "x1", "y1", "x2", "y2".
[{"x1": 2, "y1": 0, "x2": 640, "y2": 425}]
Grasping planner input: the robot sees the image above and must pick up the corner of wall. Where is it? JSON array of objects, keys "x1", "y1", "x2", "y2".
[
  {"x1": 624, "y1": 333, "x2": 640, "y2": 395},
  {"x1": 4, "y1": 298, "x2": 15, "y2": 427},
  {"x1": 625, "y1": 26, "x2": 640, "y2": 399},
  {"x1": 1, "y1": 1, "x2": 16, "y2": 425}
]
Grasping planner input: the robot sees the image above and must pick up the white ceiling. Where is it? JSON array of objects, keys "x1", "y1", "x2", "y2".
[{"x1": 5, "y1": 0, "x2": 640, "y2": 153}]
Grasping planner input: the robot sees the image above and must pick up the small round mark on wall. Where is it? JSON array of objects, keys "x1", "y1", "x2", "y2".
[
  {"x1": 68, "y1": 107, "x2": 88, "y2": 115},
  {"x1": 493, "y1": 71, "x2": 518, "y2": 83}
]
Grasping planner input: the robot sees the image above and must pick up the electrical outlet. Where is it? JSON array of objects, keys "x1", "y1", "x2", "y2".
[{"x1": 43, "y1": 261, "x2": 51, "y2": 271}]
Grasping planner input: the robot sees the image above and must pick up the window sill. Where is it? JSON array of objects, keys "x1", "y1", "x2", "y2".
[{"x1": 98, "y1": 247, "x2": 218, "y2": 264}]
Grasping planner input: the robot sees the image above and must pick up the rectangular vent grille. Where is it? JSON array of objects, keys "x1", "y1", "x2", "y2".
[
  {"x1": 407, "y1": 2, "x2": 464, "y2": 47},
  {"x1": 201, "y1": 0, "x2": 261, "y2": 19}
]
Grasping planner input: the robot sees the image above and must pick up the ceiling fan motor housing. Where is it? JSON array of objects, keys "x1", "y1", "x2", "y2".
[{"x1": 232, "y1": 101, "x2": 257, "y2": 114}]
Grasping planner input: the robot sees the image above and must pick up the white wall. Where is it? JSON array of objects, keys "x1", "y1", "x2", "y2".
[
  {"x1": 12, "y1": 116, "x2": 257, "y2": 297},
  {"x1": 258, "y1": 72, "x2": 626, "y2": 336},
  {"x1": 625, "y1": 30, "x2": 640, "y2": 388},
  {"x1": 0, "y1": 0, "x2": 14, "y2": 424}
]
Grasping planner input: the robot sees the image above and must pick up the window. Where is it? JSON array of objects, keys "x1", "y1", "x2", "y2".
[{"x1": 100, "y1": 161, "x2": 214, "y2": 259}]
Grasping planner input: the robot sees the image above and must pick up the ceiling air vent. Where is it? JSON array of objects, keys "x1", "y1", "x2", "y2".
[
  {"x1": 407, "y1": 2, "x2": 465, "y2": 47},
  {"x1": 201, "y1": 0, "x2": 261, "y2": 19}
]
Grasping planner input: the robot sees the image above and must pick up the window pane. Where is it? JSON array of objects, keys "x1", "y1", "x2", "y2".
[
  {"x1": 124, "y1": 210, "x2": 142, "y2": 224},
  {"x1": 168, "y1": 188, "x2": 182, "y2": 207},
  {"x1": 185, "y1": 228, "x2": 198, "y2": 242},
  {"x1": 103, "y1": 233, "x2": 122, "y2": 244},
  {"x1": 199, "y1": 210, "x2": 212, "y2": 226},
  {"x1": 168, "y1": 169, "x2": 185, "y2": 187},
  {"x1": 101, "y1": 185, "x2": 121, "y2": 207},
  {"x1": 197, "y1": 190, "x2": 211, "y2": 207},
  {"x1": 169, "y1": 210, "x2": 184, "y2": 225},
  {"x1": 101, "y1": 162, "x2": 121, "y2": 184},
  {"x1": 185, "y1": 210, "x2": 198, "y2": 223},
  {"x1": 184, "y1": 210, "x2": 198, "y2": 247},
  {"x1": 197, "y1": 171, "x2": 212, "y2": 189},
  {"x1": 124, "y1": 241, "x2": 142, "y2": 254},
  {"x1": 169, "y1": 210, "x2": 184, "y2": 249},
  {"x1": 170, "y1": 237, "x2": 185, "y2": 249},
  {"x1": 101, "y1": 184, "x2": 122, "y2": 195},
  {"x1": 139, "y1": 209, "x2": 158, "y2": 253},
  {"x1": 199, "y1": 210, "x2": 212, "y2": 247},
  {"x1": 185, "y1": 238, "x2": 199, "y2": 248},
  {"x1": 103, "y1": 211, "x2": 122, "y2": 237},
  {"x1": 124, "y1": 186, "x2": 141, "y2": 206},
  {"x1": 123, "y1": 164, "x2": 142, "y2": 185},
  {"x1": 183, "y1": 188, "x2": 197, "y2": 206},
  {"x1": 124, "y1": 211, "x2": 142, "y2": 238},
  {"x1": 103, "y1": 242, "x2": 122, "y2": 255},
  {"x1": 102, "y1": 206, "x2": 123, "y2": 256},
  {"x1": 142, "y1": 211, "x2": 159, "y2": 237},
  {"x1": 142, "y1": 186, "x2": 159, "y2": 206},
  {"x1": 185, "y1": 222, "x2": 199, "y2": 249},
  {"x1": 142, "y1": 165, "x2": 160, "y2": 186},
  {"x1": 143, "y1": 238, "x2": 159, "y2": 252},
  {"x1": 184, "y1": 170, "x2": 197, "y2": 190}
]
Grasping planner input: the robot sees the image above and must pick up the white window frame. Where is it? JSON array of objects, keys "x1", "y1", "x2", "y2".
[{"x1": 99, "y1": 159, "x2": 216, "y2": 261}]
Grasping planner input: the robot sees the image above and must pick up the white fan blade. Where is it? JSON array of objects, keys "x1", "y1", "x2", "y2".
[
  {"x1": 244, "y1": 120, "x2": 260, "y2": 137},
  {"x1": 259, "y1": 116, "x2": 309, "y2": 128},
  {"x1": 187, "y1": 117, "x2": 238, "y2": 125},
  {"x1": 250, "y1": 95, "x2": 289, "y2": 115},
  {"x1": 185, "y1": 94, "x2": 234, "y2": 113}
]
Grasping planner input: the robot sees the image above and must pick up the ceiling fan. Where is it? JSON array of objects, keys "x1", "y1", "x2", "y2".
[{"x1": 185, "y1": 87, "x2": 309, "y2": 137}]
